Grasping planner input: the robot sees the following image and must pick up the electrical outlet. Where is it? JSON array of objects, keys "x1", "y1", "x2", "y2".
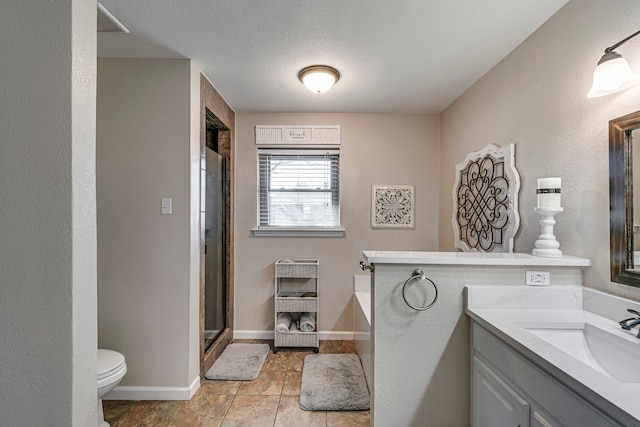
[{"x1": 525, "y1": 271, "x2": 550, "y2": 286}]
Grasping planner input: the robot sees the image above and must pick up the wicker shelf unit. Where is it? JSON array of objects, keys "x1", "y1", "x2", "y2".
[{"x1": 273, "y1": 259, "x2": 319, "y2": 353}]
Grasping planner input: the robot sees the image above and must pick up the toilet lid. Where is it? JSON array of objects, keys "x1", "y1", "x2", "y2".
[{"x1": 98, "y1": 349, "x2": 125, "y2": 379}]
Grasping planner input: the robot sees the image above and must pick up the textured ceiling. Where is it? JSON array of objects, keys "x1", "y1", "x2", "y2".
[{"x1": 98, "y1": 0, "x2": 568, "y2": 113}]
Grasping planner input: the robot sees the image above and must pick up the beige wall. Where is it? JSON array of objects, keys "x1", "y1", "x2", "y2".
[
  {"x1": 0, "y1": 1, "x2": 97, "y2": 425},
  {"x1": 235, "y1": 113, "x2": 440, "y2": 334},
  {"x1": 97, "y1": 58, "x2": 201, "y2": 393},
  {"x1": 440, "y1": 0, "x2": 640, "y2": 300}
]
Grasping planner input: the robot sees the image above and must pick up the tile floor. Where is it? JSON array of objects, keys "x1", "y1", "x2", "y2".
[{"x1": 103, "y1": 340, "x2": 370, "y2": 427}]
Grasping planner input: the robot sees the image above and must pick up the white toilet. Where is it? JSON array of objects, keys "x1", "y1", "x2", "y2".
[{"x1": 97, "y1": 349, "x2": 127, "y2": 427}]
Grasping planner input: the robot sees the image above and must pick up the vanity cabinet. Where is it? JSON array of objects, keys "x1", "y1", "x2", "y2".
[
  {"x1": 473, "y1": 356, "x2": 529, "y2": 427},
  {"x1": 471, "y1": 321, "x2": 623, "y2": 427},
  {"x1": 531, "y1": 409, "x2": 560, "y2": 427}
]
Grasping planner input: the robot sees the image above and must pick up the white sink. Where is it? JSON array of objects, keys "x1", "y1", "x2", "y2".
[
  {"x1": 465, "y1": 285, "x2": 640, "y2": 423},
  {"x1": 524, "y1": 323, "x2": 640, "y2": 383}
]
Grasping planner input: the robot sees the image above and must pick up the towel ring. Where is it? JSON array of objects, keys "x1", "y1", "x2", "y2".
[{"x1": 402, "y1": 269, "x2": 438, "y2": 311}]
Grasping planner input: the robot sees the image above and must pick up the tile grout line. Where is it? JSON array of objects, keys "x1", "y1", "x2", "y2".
[
  {"x1": 272, "y1": 351, "x2": 285, "y2": 427},
  {"x1": 221, "y1": 391, "x2": 239, "y2": 426},
  {"x1": 272, "y1": 392, "x2": 282, "y2": 427}
]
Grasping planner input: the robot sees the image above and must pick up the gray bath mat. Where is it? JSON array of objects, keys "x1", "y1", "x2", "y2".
[
  {"x1": 205, "y1": 343, "x2": 270, "y2": 381},
  {"x1": 300, "y1": 353, "x2": 370, "y2": 411}
]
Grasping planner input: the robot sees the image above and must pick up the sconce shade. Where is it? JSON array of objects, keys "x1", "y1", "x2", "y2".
[
  {"x1": 588, "y1": 30, "x2": 640, "y2": 98},
  {"x1": 298, "y1": 65, "x2": 340, "y2": 94},
  {"x1": 588, "y1": 51, "x2": 640, "y2": 98}
]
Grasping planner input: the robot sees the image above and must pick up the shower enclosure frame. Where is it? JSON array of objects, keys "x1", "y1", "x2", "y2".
[{"x1": 199, "y1": 74, "x2": 235, "y2": 377}]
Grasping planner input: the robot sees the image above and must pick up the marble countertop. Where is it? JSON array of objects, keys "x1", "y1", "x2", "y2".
[
  {"x1": 362, "y1": 250, "x2": 591, "y2": 267},
  {"x1": 465, "y1": 285, "x2": 640, "y2": 423}
]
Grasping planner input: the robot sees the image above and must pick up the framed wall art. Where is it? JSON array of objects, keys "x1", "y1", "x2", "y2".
[
  {"x1": 452, "y1": 143, "x2": 520, "y2": 252},
  {"x1": 371, "y1": 185, "x2": 415, "y2": 229}
]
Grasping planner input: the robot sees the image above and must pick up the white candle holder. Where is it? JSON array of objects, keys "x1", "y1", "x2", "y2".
[{"x1": 532, "y1": 207, "x2": 563, "y2": 258}]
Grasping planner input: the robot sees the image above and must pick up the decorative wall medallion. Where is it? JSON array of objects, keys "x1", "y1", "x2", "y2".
[
  {"x1": 372, "y1": 185, "x2": 415, "y2": 228},
  {"x1": 452, "y1": 143, "x2": 520, "y2": 252}
]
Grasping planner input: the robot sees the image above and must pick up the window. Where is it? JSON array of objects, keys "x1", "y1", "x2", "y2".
[{"x1": 256, "y1": 149, "x2": 341, "y2": 235}]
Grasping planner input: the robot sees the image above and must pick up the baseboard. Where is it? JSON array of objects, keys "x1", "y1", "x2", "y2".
[
  {"x1": 233, "y1": 330, "x2": 274, "y2": 340},
  {"x1": 105, "y1": 376, "x2": 201, "y2": 401},
  {"x1": 233, "y1": 330, "x2": 354, "y2": 340},
  {"x1": 320, "y1": 331, "x2": 354, "y2": 340}
]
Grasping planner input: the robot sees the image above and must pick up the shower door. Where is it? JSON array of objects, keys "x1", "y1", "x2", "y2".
[{"x1": 204, "y1": 147, "x2": 227, "y2": 350}]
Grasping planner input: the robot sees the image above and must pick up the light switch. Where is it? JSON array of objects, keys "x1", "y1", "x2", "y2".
[{"x1": 161, "y1": 198, "x2": 172, "y2": 215}]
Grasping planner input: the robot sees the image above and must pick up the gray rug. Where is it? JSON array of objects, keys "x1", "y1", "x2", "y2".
[
  {"x1": 300, "y1": 353, "x2": 370, "y2": 411},
  {"x1": 205, "y1": 343, "x2": 270, "y2": 381}
]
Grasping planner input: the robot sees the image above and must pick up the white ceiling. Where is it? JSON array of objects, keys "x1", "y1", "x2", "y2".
[{"x1": 98, "y1": 0, "x2": 568, "y2": 114}]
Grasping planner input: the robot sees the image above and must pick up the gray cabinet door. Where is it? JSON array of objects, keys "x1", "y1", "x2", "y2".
[{"x1": 473, "y1": 356, "x2": 529, "y2": 427}]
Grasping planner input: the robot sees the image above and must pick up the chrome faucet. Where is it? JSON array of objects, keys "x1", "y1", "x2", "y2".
[{"x1": 619, "y1": 308, "x2": 640, "y2": 337}]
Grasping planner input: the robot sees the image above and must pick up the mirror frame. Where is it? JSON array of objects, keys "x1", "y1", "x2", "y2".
[{"x1": 610, "y1": 110, "x2": 640, "y2": 286}]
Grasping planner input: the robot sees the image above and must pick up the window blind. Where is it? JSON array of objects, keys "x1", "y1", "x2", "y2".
[{"x1": 258, "y1": 149, "x2": 340, "y2": 228}]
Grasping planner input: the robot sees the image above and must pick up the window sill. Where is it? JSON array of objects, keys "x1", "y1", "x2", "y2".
[{"x1": 252, "y1": 228, "x2": 346, "y2": 237}]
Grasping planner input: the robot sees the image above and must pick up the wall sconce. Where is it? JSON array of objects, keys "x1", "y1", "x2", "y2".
[
  {"x1": 298, "y1": 65, "x2": 340, "y2": 94},
  {"x1": 588, "y1": 30, "x2": 640, "y2": 98}
]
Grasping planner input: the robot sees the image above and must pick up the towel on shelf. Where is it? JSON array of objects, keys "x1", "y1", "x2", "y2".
[
  {"x1": 299, "y1": 312, "x2": 315, "y2": 332},
  {"x1": 277, "y1": 312, "x2": 292, "y2": 332}
]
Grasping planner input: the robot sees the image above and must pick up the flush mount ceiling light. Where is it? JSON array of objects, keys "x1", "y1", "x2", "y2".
[
  {"x1": 298, "y1": 65, "x2": 340, "y2": 94},
  {"x1": 588, "y1": 30, "x2": 640, "y2": 98}
]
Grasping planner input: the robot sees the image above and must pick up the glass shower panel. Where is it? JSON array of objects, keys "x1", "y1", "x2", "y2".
[{"x1": 204, "y1": 147, "x2": 226, "y2": 350}]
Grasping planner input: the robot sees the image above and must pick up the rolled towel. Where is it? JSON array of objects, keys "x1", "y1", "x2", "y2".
[
  {"x1": 299, "y1": 312, "x2": 315, "y2": 332},
  {"x1": 277, "y1": 312, "x2": 292, "y2": 332}
]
